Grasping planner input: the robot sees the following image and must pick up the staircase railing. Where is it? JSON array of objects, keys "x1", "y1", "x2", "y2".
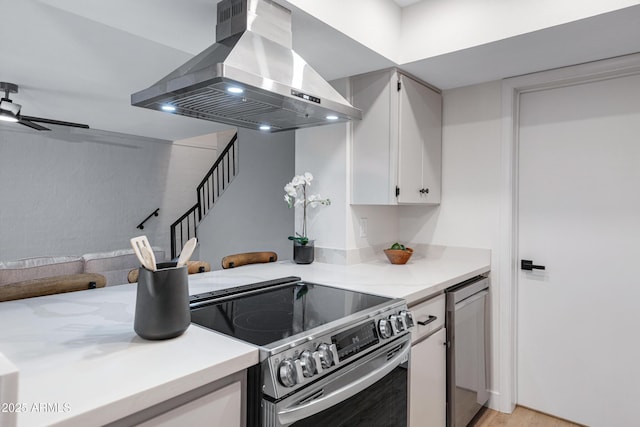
[
  {"x1": 136, "y1": 208, "x2": 159, "y2": 230},
  {"x1": 169, "y1": 204, "x2": 198, "y2": 261},
  {"x1": 197, "y1": 132, "x2": 238, "y2": 221},
  {"x1": 170, "y1": 133, "x2": 239, "y2": 259}
]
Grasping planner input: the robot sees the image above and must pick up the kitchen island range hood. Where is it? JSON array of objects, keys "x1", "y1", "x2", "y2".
[{"x1": 131, "y1": 0, "x2": 361, "y2": 132}]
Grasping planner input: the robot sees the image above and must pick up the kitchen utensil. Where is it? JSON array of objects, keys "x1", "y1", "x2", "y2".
[
  {"x1": 142, "y1": 250, "x2": 156, "y2": 272},
  {"x1": 176, "y1": 237, "x2": 197, "y2": 268},
  {"x1": 130, "y1": 237, "x2": 150, "y2": 269},
  {"x1": 130, "y1": 235, "x2": 157, "y2": 271},
  {"x1": 134, "y1": 264, "x2": 190, "y2": 340}
]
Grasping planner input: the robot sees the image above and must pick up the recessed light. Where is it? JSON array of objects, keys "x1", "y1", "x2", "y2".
[
  {"x1": 259, "y1": 125, "x2": 271, "y2": 131},
  {"x1": 227, "y1": 87, "x2": 244, "y2": 94},
  {"x1": 161, "y1": 104, "x2": 176, "y2": 112},
  {"x1": 326, "y1": 115, "x2": 339, "y2": 120}
]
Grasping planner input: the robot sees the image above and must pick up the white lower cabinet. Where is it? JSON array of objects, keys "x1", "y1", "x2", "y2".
[
  {"x1": 410, "y1": 328, "x2": 446, "y2": 427},
  {"x1": 114, "y1": 373, "x2": 245, "y2": 427},
  {"x1": 409, "y1": 293, "x2": 446, "y2": 427},
  {"x1": 139, "y1": 380, "x2": 241, "y2": 427}
]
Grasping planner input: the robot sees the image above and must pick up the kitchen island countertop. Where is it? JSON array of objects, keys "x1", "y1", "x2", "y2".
[{"x1": 0, "y1": 245, "x2": 489, "y2": 426}]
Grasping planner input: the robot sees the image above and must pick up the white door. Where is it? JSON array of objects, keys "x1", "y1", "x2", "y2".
[{"x1": 517, "y1": 73, "x2": 640, "y2": 426}]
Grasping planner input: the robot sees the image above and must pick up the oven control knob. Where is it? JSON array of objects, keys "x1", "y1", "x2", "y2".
[
  {"x1": 316, "y1": 343, "x2": 334, "y2": 369},
  {"x1": 311, "y1": 351, "x2": 323, "y2": 374},
  {"x1": 298, "y1": 350, "x2": 316, "y2": 377},
  {"x1": 400, "y1": 310, "x2": 414, "y2": 329},
  {"x1": 378, "y1": 318, "x2": 393, "y2": 339},
  {"x1": 390, "y1": 315, "x2": 404, "y2": 334},
  {"x1": 278, "y1": 358, "x2": 297, "y2": 387}
]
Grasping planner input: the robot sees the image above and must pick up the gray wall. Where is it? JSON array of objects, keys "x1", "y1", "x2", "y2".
[
  {"x1": 197, "y1": 128, "x2": 295, "y2": 269},
  {"x1": 0, "y1": 126, "x2": 217, "y2": 261}
]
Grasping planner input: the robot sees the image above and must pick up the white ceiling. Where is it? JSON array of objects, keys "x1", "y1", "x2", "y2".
[{"x1": 1, "y1": 0, "x2": 639, "y2": 141}]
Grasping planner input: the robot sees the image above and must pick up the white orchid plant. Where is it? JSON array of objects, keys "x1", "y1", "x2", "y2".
[{"x1": 284, "y1": 172, "x2": 331, "y2": 245}]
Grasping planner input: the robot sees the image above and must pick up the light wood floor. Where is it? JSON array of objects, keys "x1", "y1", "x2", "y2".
[{"x1": 472, "y1": 406, "x2": 583, "y2": 427}]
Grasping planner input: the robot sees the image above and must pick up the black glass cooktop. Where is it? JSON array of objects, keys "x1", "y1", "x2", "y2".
[{"x1": 189, "y1": 277, "x2": 390, "y2": 347}]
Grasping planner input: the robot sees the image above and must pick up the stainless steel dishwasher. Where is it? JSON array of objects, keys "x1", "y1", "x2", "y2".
[{"x1": 446, "y1": 276, "x2": 490, "y2": 427}]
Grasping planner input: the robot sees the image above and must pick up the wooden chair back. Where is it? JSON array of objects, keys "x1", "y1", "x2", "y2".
[
  {"x1": 221, "y1": 252, "x2": 278, "y2": 269},
  {"x1": 0, "y1": 273, "x2": 106, "y2": 302}
]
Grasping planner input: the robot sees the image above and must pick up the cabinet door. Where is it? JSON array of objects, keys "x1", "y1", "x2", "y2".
[
  {"x1": 351, "y1": 69, "x2": 399, "y2": 205},
  {"x1": 398, "y1": 75, "x2": 442, "y2": 204},
  {"x1": 410, "y1": 328, "x2": 446, "y2": 427},
  {"x1": 138, "y1": 381, "x2": 241, "y2": 427}
]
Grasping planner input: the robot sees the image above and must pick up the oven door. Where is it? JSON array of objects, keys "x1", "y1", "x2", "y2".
[{"x1": 262, "y1": 334, "x2": 410, "y2": 427}]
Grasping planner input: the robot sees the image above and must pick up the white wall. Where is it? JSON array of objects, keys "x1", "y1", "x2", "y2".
[
  {"x1": 349, "y1": 205, "x2": 399, "y2": 249},
  {"x1": 197, "y1": 128, "x2": 295, "y2": 269},
  {"x1": 283, "y1": 0, "x2": 402, "y2": 62},
  {"x1": 295, "y1": 124, "x2": 349, "y2": 250},
  {"x1": 0, "y1": 126, "x2": 218, "y2": 261},
  {"x1": 399, "y1": 81, "x2": 502, "y2": 248}
]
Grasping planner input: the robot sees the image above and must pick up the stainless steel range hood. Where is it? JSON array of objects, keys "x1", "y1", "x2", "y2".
[{"x1": 131, "y1": 0, "x2": 361, "y2": 132}]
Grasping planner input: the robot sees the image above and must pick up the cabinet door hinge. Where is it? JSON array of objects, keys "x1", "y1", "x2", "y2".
[
  {"x1": 397, "y1": 81, "x2": 401, "y2": 92},
  {"x1": 395, "y1": 186, "x2": 400, "y2": 197}
]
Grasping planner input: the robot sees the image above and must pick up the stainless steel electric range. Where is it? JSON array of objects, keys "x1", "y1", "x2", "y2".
[{"x1": 189, "y1": 277, "x2": 415, "y2": 427}]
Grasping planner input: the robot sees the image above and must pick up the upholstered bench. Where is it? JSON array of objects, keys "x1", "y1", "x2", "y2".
[
  {"x1": 0, "y1": 256, "x2": 85, "y2": 286},
  {"x1": 0, "y1": 248, "x2": 167, "y2": 291}
]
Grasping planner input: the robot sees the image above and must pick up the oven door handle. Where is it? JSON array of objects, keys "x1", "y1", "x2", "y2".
[{"x1": 277, "y1": 341, "x2": 410, "y2": 426}]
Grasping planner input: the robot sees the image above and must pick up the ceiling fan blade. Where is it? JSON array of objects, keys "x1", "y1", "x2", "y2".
[
  {"x1": 20, "y1": 115, "x2": 89, "y2": 129},
  {"x1": 18, "y1": 119, "x2": 50, "y2": 131}
]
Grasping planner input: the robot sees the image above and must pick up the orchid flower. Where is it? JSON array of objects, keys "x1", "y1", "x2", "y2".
[{"x1": 284, "y1": 172, "x2": 331, "y2": 245}]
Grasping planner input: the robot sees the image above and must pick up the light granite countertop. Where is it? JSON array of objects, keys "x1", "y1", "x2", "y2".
[{"x1": 0, "y1": 245, "x2": 490, "y2": 426}]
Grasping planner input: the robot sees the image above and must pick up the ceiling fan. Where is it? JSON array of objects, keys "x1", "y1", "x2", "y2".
[{"x1": 0, "y1": 82, "x2": 89, "y2": 131}]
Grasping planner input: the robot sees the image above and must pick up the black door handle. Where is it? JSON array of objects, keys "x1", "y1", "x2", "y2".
[{"x1": 521, "y1": 260, "x2": 545, "y2": 271}]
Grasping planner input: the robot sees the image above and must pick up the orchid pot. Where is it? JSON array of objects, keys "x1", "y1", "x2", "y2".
[
  {"x1": 293, "y1": 239, "x2": 315, "y2": 264},
  {"x1": 284, "y1": 172, "x2": 330, "y2": 265}
]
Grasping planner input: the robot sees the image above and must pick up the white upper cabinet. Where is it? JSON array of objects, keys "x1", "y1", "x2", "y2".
[
  {"x1": 397, "y1": 74, "x2": 442, "y2": 204},
  {"x1": 351, "y1": 69, "x2": 442, "y2": 205}
]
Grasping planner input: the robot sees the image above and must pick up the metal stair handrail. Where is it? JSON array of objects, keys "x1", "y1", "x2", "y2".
[{"x1": 170, "y1": 133, "x2": 238, "y2": 259}]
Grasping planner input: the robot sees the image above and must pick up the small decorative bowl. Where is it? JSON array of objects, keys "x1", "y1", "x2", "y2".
[{"x1": 383, "y1": 247, "x2": 414, "y2": 265}]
